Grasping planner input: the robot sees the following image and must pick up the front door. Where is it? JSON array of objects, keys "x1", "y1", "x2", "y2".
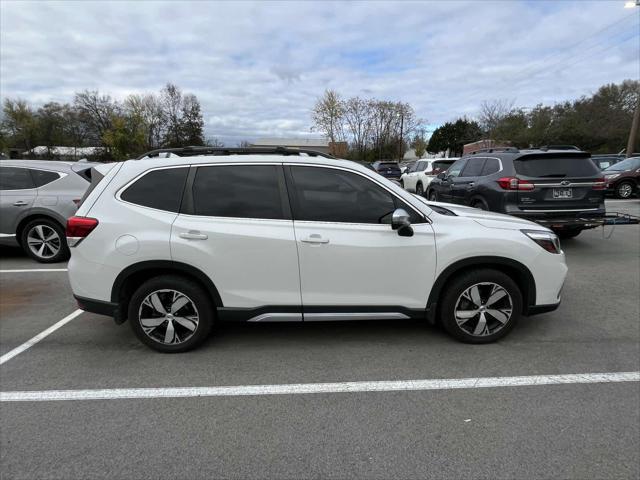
[{"x1": 285, "y1": 165, "x2": 436, "y2": 313}]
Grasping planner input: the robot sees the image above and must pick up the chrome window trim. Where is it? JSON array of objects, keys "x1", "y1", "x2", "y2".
[{"x1": 531, "y1": 181, "x2": 603, "y2": 187}]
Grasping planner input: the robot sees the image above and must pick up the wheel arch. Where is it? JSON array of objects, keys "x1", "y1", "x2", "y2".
[
  {"x1": 427, "y1": 256, "x2": 536, "y2": 321},
  {"x1": 16, "y1": 213, "x2": 66, "y2": 245},
  {"x1": 111, "y1": 261, "x2": 223, "y2": 324}
]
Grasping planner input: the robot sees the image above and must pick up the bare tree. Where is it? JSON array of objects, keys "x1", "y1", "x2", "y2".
[
  {"x1": 237, "y1": 140, "x2": 252, "y2": 148},
  {"x1": 207, "y1": 137, "x2": 224, "y2": 147},
  {"x1": 342, "y1": 97, "x2": 372, "y2": 158},
  {"x1": 312, "y1": 89, "x2": 345, "y2": 143},
  {"x1": 74, "y1": 90, "x2": 119, "y2": 145},
  {"x1": 161, "y1": 83, "x2": 184, "y2": 147},
  {"x1": 479, "y1": 99, "x2": 515, "y2": 136}
]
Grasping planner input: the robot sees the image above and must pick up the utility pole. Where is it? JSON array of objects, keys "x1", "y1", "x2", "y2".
[
  {"x1": 398, "y1": 112, "x2": 404, "y2": 161},
  {"x1": 626, "y1": 96, "x2": 640, "y2": 157}
]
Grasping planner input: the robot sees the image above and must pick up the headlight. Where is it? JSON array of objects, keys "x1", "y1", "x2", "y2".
[
  {"x1": 521, "y1": 230, "x2": 561, "y2": 254},
  {"x1": 605, "y1": 174, "x2": 620, "y2": 180}
]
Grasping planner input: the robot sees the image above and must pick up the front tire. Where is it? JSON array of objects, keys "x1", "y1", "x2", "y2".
[
  {"x1": 20, "y1": 218, "x2": 69, "y2": 263},
  {"x1": 128, "y1": 275, "x2": 214, "y2": 353},
  {"x1": 428, "y1": 190, "x2": 437, "y2": 201},
  {"x1": 416, "y1": 183, "x2": 424, "y2": 196},
  {"x1": 439, "y1": 269, "x2": 522, "y2": 344},
  {"x1": 615, "y1": 181, "x2": 634, "y2": 199}
]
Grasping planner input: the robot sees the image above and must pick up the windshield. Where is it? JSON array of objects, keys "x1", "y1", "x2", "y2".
[{"x1": 604, "y1": 157, "x2": 640, "y2": 172}]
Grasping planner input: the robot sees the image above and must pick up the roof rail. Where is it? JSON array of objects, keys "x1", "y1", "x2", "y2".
[
  {"x1": 538, "y1": 145, "x2": 581, "y2": 151},
  {"x1": 135, "y1": 146, "x2": 335, "y2": 160},
  {"x1": 470, "y1": 147, "x2": 519, "y2": 154}
]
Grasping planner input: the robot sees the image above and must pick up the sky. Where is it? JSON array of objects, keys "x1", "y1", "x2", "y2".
[{"x1": 1, "y1": 0, "x2": 639, "y2": 145}]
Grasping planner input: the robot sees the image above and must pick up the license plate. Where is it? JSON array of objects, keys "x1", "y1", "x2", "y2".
[{"x1": 553, "y1": 188, "x2": 572, "y2": 199}]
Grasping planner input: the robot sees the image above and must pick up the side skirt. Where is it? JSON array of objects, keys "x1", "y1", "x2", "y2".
[{"x1": 217, "y1": 306, "x2": 427, "y2": 323}]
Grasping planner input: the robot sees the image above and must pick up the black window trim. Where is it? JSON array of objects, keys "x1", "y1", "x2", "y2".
[
  {"x1": 478, "y1": 156, "x2": 503, "y2": 176},
  {"x1": 116, "y1": 165, "x2": 190, "y2": 213},
  {"x1": 283, "y1": 163, "x2": 428, "y2": 225},
  {"x1": 0, "y1": 165, "x2": 64, "y2": 191},
  {"x1": 179, "y1": 162, "x2": 292, "y2": 221},
  {"x1": 460, "y1": 157, "x2": 487, "y2": 178}
]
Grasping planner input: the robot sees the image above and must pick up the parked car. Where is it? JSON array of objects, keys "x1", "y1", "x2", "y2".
[
  {"x1": 67, "y1": 147, "x2": 567, "y2": 352},
  {"x1": 0, "y1": 160, "x2": 96, "y2": 262},
  {"x1": 372, "y1": 161, "x2": 401, "y2": 179},
  {"x1": 603, "y1": 156, "x2": 640, "y2": 199},
  {"x1": 591, "y1": 154, "x2": 624, "y2": 170},
  {"x1": 400, "y1": 158, "x2": 459, "y2": 196},
  {"x1": 425, "y1": 148, "x2": 606, "y2": 239}
]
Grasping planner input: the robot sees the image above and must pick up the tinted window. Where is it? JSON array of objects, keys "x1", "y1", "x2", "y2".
[
  {"x1": 0, "y1": 167, "x2": 35, "y2": 190},
  {"x1": 447, "y1": 159, "x2": 467, "y2": 177},
  {"x1": 604, "y1": 157, "x2": 640, "y2": 172},
  {"x1": 480, "y1": 158, "x2": 500, "y2": 176},
  {"x1": 31, "y1": 169, "x2": 61, "y2": 187},
  {"x1": 432, "y1": 160, "x2": 454, "y2": 173},
  {"x1": 460, "y1": 157, "x2": 486, "y2": 177},
  {"x1": 514, "y1": 155, "x2": 600, "y2": 178},
  {"x1": 121, "y1": 167, "x2": 188, "y2": 212},
  {"x1": 290, "y1": 166, "x2": 398, "y2": 224},
  {"x1": 193, "y1": 165, "x2": 285, "y2": 219}
]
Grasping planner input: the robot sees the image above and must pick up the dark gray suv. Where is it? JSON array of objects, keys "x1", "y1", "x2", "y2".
[
  {"x1": 426, "y1": 148, "x2": 606, "y2": 239},
  {"x1": 0, "y1": 160, "x2": 95, "y2": 262}
]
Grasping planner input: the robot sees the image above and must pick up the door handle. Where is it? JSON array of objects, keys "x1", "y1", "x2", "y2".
[
  {"x1": 13, "y1": 201, "x2": 28, "y2": 206},
  {"x1": 301, "y1": 234, "x2": 329, "y2": 244},
  {"x1": 179, "y1": 231, "x2": 208, "y2": 240}
]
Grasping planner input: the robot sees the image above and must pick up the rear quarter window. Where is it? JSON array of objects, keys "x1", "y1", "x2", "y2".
[
  {"x1": 514, "y1": 155, "x2": 600, "y2": 178},
  {"x1": 120, "y1": 167, "x2": 189, "y2": 212},
  {"x1": 31, "y1": 169, "x2": 61, "y2": 187}
]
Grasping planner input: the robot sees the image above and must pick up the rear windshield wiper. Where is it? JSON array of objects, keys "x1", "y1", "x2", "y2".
[{"x1": 537, "y1": 173, "x2": 567, "y2": 178}]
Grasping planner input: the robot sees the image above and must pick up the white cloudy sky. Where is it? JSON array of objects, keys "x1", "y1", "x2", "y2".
[{"x1": 1, "y1": 0, "x2": 639, "y2": 144}]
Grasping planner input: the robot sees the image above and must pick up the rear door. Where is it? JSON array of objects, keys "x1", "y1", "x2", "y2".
[
  {"x1": 452, "y1": 157, "x2": 486, "y2": 204},
  {"x1": 0, "y1": 167, "x2": 37, "y2": 236},
  {"x1": 171, "y1": 163, "x2": 301, "y2": 311},
  {"x1": 513, "y1": 153, "x2": 604, "y2": 211}
]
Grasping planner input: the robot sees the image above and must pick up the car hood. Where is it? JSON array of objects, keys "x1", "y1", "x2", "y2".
[{"x1": 414, "y1": 196, "x2": 547, "y2": 231}]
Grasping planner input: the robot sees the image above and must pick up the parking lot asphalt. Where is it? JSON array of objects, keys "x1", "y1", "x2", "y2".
[{"x1": 1, "y1": 199, "x2": 639, "y2": 479}]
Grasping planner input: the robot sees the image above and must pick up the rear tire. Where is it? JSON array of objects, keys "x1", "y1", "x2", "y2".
[
  {"x1": 20, "y1": 218, "x2": 69, "y2": 263},
  {"x1": 471, "y1": 199, "x2": 488, "y2": 210},
  {"x1": 128, "y1": 275, "x2": 214, "y2": 353},
  {"x1": 615, "y1": 181, "x2": 634, "y2": 199},
  {"x1": 439, "y1": 269, "x2": 522, "y2": 344}
]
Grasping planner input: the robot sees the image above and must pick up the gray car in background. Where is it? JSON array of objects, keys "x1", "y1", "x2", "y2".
[{"x1": 0, "y1": 160, "x2": 96, "y2": 263}]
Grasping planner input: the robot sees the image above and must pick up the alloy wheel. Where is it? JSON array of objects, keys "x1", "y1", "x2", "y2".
[
  {"x1": 454, "y1": 282, "x2": 513, "y2": 337},
  {"x1": 26, "y1": 224, "x2": 61, "y2": 260},
  {"x1": 618, "y1": 183, "x2": 633, "y2": 198},
  {"x1": 138, "y1": 289, "x2": 200, "y2": 345},
  {"x1": 416, "y1": 184, "x2": 424, "y2": 195}
]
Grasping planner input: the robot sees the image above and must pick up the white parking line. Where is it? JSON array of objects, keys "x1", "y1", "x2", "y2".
[
  {"x1": 0, "y1": 309, "x2": 83, "y2": 366},
  {"x1": 0, "y1": 268, "x2": 68, "y2": 273},
  {"x1": 1, "y1": 371, "x2": 637, "y2": 402}
]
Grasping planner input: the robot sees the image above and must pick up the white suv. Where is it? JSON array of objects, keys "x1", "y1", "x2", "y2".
[
  {"x1": 400, "y1": 158, "x2": 459, "y2": 195},
  {"x1": 67, "y1": 148, "x2": 567, "y2": 352}
]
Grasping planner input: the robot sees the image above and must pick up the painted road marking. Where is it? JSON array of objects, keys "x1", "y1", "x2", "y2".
[
  {"x1": 0, "y1": 309, "x2": 83, "y2": 366},
  {"x1": 0, "y1": 268, "x2": 68, "y2": 273},
  {"x1": 1, "y1": 371, "x2": 638, "y2": 402}
]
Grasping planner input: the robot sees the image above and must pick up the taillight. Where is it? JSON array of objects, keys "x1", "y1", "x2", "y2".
[
  {"x1": 66, "y1": 216, "x2": 99, "y2": 247},
  {"x1": 497, "y1": 176, "x2": 535, "y2": 191},
  {"x1": 592, "y1": 177, "x2": 606, "y2": 190}
]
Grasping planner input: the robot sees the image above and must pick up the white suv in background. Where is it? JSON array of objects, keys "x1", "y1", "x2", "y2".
[
  {"x1": 400, "y1": 158, "x2": 459, "y2": 195},
  {"x1": 67, "y1": 147, "x2": 567, "y2": 352}
]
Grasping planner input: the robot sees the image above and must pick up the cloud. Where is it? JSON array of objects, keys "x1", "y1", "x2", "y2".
[{"x1": 1, "y1": 0, "x2": 638, "y2": 144}]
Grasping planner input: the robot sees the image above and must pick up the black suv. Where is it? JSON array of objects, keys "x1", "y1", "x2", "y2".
[
  {"x1": 372, "y1": 161, "x2": 401, "y2": 179},
  {"x1": 426, "y1": 148, "x2": 606, "y2": 239}
]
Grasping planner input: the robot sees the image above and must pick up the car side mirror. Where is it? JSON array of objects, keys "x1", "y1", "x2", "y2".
[
  {"x1": 391, "y1": 208, "x2": 414, "y2": 237},
  {"x1": 436, "y1": 172, "x2": 446, "y2": 180}
]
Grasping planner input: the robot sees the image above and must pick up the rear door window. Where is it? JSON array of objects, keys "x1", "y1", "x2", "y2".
[
  {"x1": 192, "y1": 165, "x2": 286, "y2": 219},
  {"x1": 460, "y1": 157, "x2": 486, "y2": 177},
  {"x1": 480, "y1": 158, "x2": 500, "y2": 176},
  {"x1": 0, "y1": 167, "x2": 35, "y2": 190},
  {"x1": 121, "y1": 167, "x2": 189, "y2": 212},
  {"x1": 514, "y1": 155, "x2": 600, "y2": 178},
  {"x1": 30, "y1": 169, "x2": 61, "y2": 187}
]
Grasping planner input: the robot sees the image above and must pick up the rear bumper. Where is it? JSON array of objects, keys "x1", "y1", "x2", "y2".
[{"x1": 509, "y1": 209, "x2": 606, "y2": 229}]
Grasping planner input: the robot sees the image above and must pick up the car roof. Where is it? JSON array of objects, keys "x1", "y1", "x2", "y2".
[
  {"x1": 464, "y1": 148, "x2": 590, "y2": 160},
  {"x1": 0, "y1": 159, "x2": 77, "y2": 171}
]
